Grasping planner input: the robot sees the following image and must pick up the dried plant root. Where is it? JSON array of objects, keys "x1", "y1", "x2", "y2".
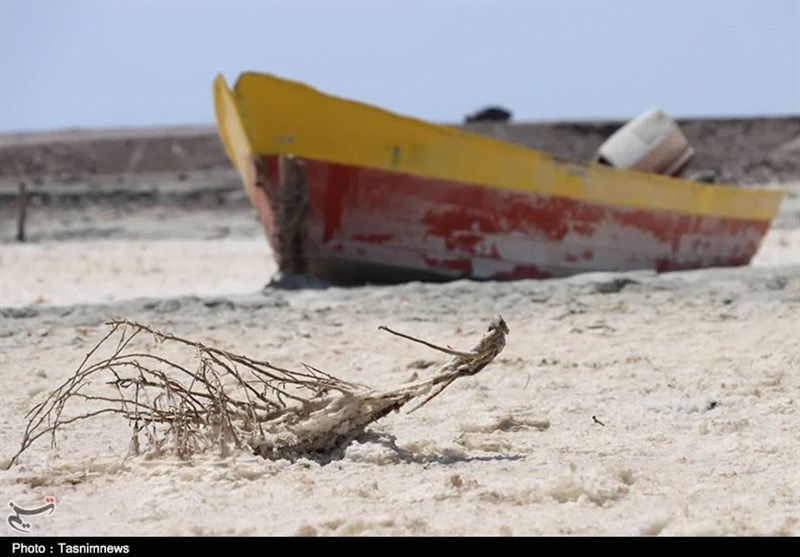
[{"x1": 7, "y1": 316, "x2": 508, "y2": 467}]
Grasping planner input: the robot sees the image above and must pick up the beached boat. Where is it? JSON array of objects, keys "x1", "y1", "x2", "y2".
[{"x1": 213, "y1": 72, "x2": 785, "y2": 284}]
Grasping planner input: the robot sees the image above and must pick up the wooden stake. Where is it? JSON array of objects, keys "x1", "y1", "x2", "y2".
[
  {"x1": 277, "y1": 155, "x2": 308, "y2": 274},
  {"x1": 16, "y1": 182, "x2": 28, "y2": 242}
]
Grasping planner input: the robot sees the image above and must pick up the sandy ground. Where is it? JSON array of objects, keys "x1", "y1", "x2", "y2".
[{"x1": 0, "y1": 184, "x2": 798, "y2": 536}]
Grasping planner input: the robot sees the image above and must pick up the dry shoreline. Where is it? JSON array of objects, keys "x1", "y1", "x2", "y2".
[
  {"x1": 0, "y1": 123, "x2": 798, "y2": 535},
  {"x1": 1, "y1": 255, "x2": 798, "y2": 535}
]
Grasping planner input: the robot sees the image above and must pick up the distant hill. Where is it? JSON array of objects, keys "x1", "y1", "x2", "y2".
[{"x1": 1, "y1": 117, "x2": 797, "y2": 185}]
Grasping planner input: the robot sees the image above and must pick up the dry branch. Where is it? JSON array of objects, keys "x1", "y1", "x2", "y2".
[{"x1": 6, "y1": 316, "x2": 508, "y2": 468}]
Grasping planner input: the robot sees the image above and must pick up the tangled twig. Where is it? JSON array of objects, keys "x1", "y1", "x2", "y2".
[{"x1": 6, "y1": 316, "x2": 508, "y2": 468}]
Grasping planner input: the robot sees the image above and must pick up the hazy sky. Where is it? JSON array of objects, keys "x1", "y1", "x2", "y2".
[{"x1": 1, "y1": 0, "x2": 798, "y2": 132}]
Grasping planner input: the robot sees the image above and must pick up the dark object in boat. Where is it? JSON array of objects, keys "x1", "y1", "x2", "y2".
[{"x1": 465, "y1": 106, "x2": 512, "y2": 123}]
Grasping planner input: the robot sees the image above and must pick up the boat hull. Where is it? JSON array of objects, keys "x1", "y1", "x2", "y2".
[
  {"x1": 252, "y1": 154, "x2": 769, "y2": 284},
  {"x1": 212, "y1": 72, "x2": 784, "y2": 284}
]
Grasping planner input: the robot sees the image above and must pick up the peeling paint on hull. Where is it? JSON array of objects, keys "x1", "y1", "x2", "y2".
[{"x1": 253, "y1": 155, "x2": 769, "y2": 284}]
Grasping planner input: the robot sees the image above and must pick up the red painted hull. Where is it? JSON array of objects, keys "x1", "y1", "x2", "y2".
[{"x1": 253, "y1": 155, "x2": 768, "y2": 284}]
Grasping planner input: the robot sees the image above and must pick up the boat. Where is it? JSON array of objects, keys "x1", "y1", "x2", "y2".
[{"x1": 212, "y1": 72, "x2": 785, "y2": 284}]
